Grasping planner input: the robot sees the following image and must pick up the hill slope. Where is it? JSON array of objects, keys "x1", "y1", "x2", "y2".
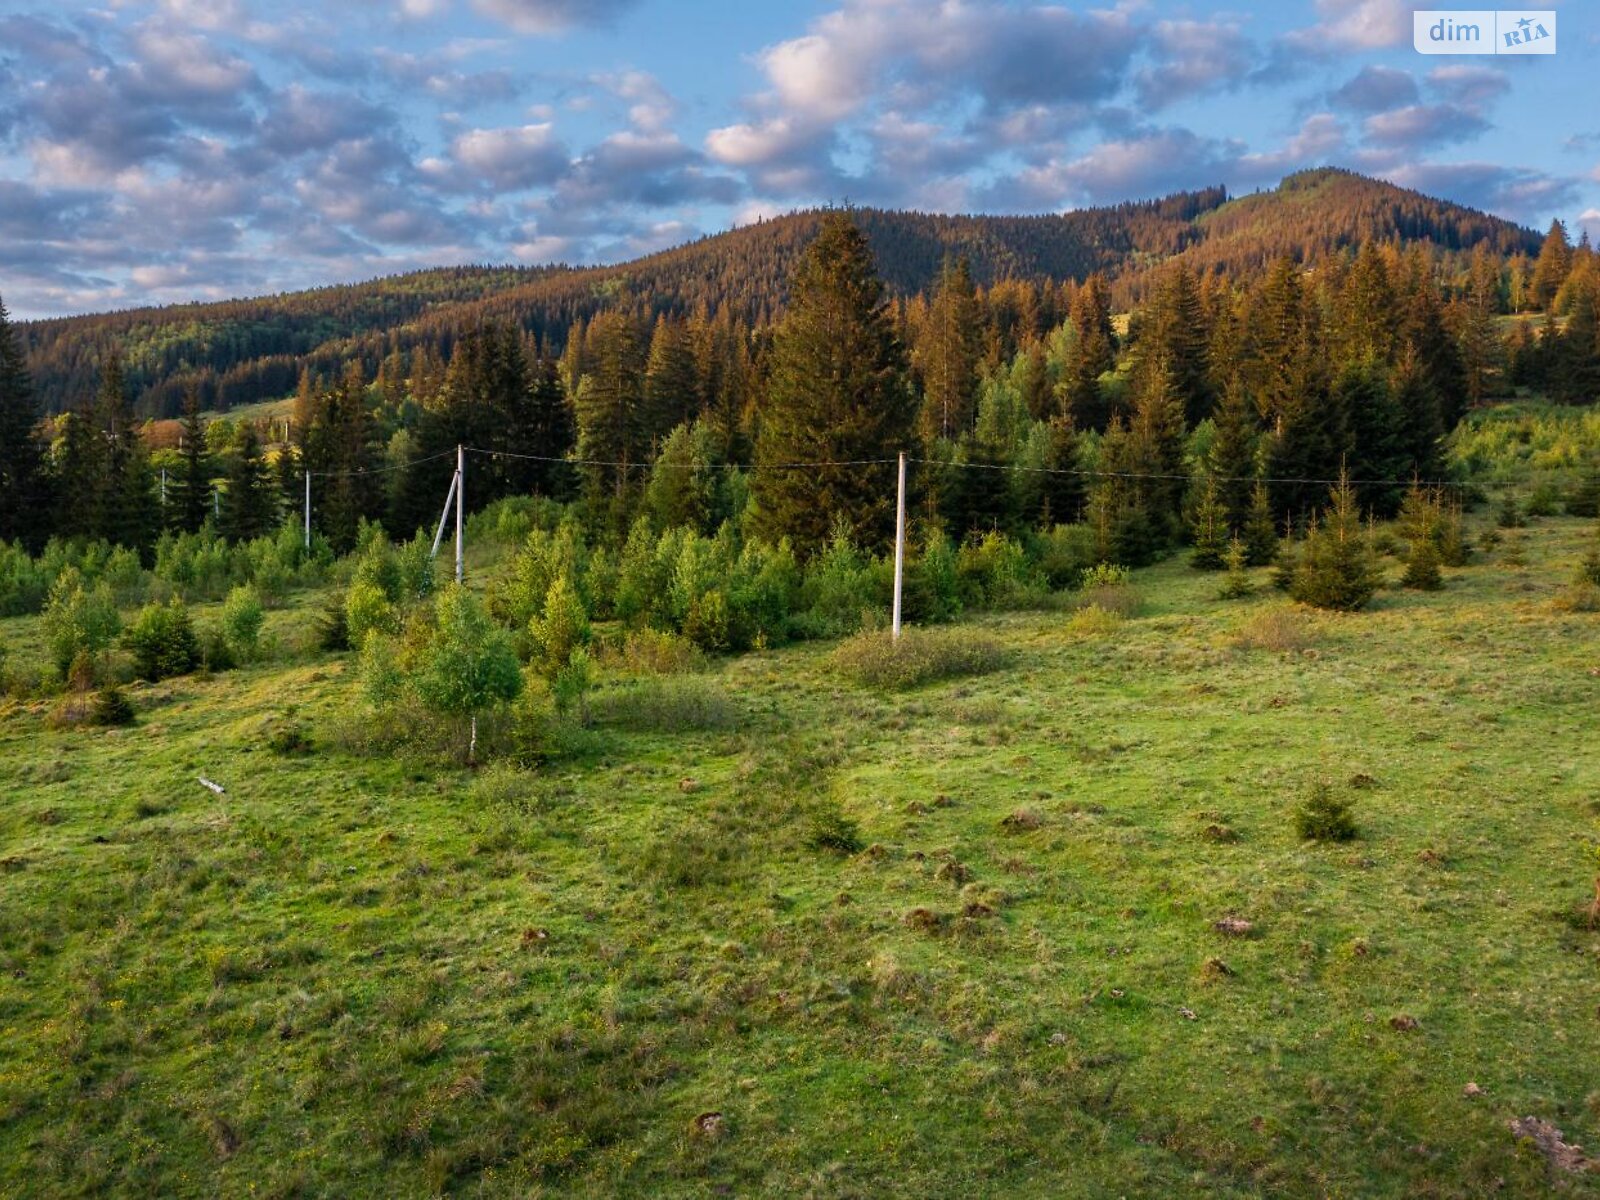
[{"x1": 17, "y1": 168, "x2": 1541, "y2": 417}]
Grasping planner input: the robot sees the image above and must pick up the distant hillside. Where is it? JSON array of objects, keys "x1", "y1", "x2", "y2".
[{"x1": 16, "y1": 168, "x2": 1541, "y2": 418}]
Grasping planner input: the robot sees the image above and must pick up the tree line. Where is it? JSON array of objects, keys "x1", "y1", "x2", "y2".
[{"x1": 1, "y1": 201, "x2": 1597, "y2": 567}]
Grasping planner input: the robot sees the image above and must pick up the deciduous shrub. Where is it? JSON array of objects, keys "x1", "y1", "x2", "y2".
[
  {"x1": 123, "y1": 599, "x2": 201, "y2": 681},
  {"x1": 42, "y1": 569, "x2": 121, "y2": 680},
  {"x1": 221, "y1": 584, "x2": 266, "y2": 661},
  {"x1": 344, "y1": 581, "x2": 397, "y2": 648}
]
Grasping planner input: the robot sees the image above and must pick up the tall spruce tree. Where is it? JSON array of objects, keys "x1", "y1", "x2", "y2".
[
  {"x1": 1531, "y1": 218, "x2": 1573, "y2": 309},
  {"x1": 1135, "y1": 264, "x2": 1213, "y2": 427},
  {"x1": 0, "y1": 295, "x2": 45, "y2": 548},
  {"x1": 1062, "y1": 274, "x2": 1115, "y2": 431},
  {"x1": 170, "y1": 384, "x2": 211, "y2": 534},
  {"x1": 1205, "y1": 375, "x2": 1259, "y2": 532},
  {"x1": 94, "y1": 352, "x2": 158, "y2": 554},
  {"x1": 643, "y1": 316, "x2": 701, "y2": 453},
  {"x1": 220, "y1": 424, "x2": 277, "y2": 542},
  {"x1": 918, "y1": 256, "x2": 980, "y2": 443},
  {"x1": 575, "y1": 311, "x2": 647, "y2": 531},
  {"x1": 751, "y1": 213, "x2": 914, "y2": 553}
]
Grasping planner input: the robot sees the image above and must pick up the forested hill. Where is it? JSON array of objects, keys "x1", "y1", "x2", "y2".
[{"x1": 17, "y1": 168, "x2": 1541, "y2": 418}]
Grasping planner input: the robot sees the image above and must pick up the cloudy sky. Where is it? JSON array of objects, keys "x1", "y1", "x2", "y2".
[{"x1": 1, "y1": 0, "x2": 1596, "y2": 318}]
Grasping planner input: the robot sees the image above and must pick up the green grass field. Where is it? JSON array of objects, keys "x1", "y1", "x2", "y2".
[{"x1": 3, "y1": 518, "x2": 1600, "y2": 1196}]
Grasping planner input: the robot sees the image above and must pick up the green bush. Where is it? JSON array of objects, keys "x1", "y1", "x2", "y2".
[
  {"x1": 344, "y1": 581, "x2": 398, "y2": 648},
  {"x1": 831, "y1": 626, "x2": 1009, "y2": 690},
  {"x1": 221, "y1": 584, "x2": 266, "y2": 661},
  {"x1": 123, "y1": 599, "x2": 201, "y2": 681},
  {"x1": 1294, "y1": 782, "x2": 1358, "y2": 842},
  {"x1": 529, "y1": 573, "x2": 591, "y2": 676}
]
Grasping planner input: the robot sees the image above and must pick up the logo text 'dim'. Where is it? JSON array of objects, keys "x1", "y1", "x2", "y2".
[{"x1": 1412, "y1": 10, "x2": 1555, "y2": 54}]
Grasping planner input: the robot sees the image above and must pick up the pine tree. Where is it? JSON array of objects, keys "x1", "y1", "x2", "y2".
[
  {"x1": 1399, "y1": 481, "x2": 1444, "y2": 590},
  {"x1": 1458, "y1": 246, "x2": 1502, "y2": 406},
  {"x1": 1062, "y1": 274, "x2": 1115, "y2": 431},
  {"x1": 1290, "y1": 469, "x2": 1379, "y2": 611},
  {"x1": 643, "y1": 316, "x2": 700, "y2": 451},
  {"x1": 1219, "y1": 536, "x2": 1254, "y2": 599},
  {"x1": 1019, "y1": 341, "x2": 1052, "y2": 422},
  {"x1": 1531, "y1": 218, "x2": 1573, "y2": 309},
  {"x1": 1337, "y1": 361, "x2": 1407, "y2": 518},
  {"x1": 1567, "y1": 461, "x2": 1600, "y2": 518},
  {"x1": 220, "y1": 424, "x2": 277, "y2": 542},
  {"x1": 94, "y1": 352, "x2": 158, "y2": 554},
  {"x1": 1335, "y1": 243, "x2": 1397, "y2": 367},
  {"x1": 575, "y1": 311, "x2": 647, "y2": 532},
  {"x1": 1189, "y1": 474, "x2": 1228, "y2": 569},
  {"x1": 1243, "y1": 480, "x2": 1280, "y2": 567},
  {"x1": 0, "y1": 294, "x2": 45, "y2": 548},
  {"x1": 1134, "y1": 263, "x2": 1213, "y2": 427},
  {"x1": 1125, "y1": 351, "x2": 1189, "y2": 531},
  {"x1": 918, "y1": 256, "x2": 980, "y2": 443},
  {"x1": 1206, "y1": 375, "x2": 1259, "y2": 531},
  {"x1": 751, "y1": 213, "x2": 914, "y2": 554},
  {"x1": 170, "y1": 384, "x2": 211, "y2": 534},
  {"x1": 527, "y1": 356, "x2": 575, "y2": 498},
  {"x1": 51, "y1": 407, "x2": 103, "y2": 540},
  {"x1": 1038, "y1": 417, "x2": 1084, "y2": 525},
  {"x1": 1554, "y1": 274, "x2": 1600, "y2": 403}
]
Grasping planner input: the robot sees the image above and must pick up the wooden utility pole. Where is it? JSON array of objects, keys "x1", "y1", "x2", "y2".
[{"x1": 892, "y1": 451, "x2": 906, "y2": 640}]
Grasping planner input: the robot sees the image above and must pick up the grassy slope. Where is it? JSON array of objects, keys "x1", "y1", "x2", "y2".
[{"x1": 2, "y1": 523, "x2": 1599, "y2": 1196}]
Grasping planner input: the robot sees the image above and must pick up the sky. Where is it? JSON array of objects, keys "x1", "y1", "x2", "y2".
[{"x1": 1, "y1": 0, "x2": 1597, "y2": 319}]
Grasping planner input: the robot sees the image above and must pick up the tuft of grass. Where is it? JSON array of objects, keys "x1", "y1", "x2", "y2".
[
  {"x1": 1064, "y1": 604, "x2": 1122, "y2": 639},
  {"x1": 1231, "y1": 605, "x2": 1316, "y2": 653},
  {"x1": 831, "y1": 626, "x2": 1008, "y2": 690},
  {"x1": 589, "y1": 676, "x2": 739, "y2": 733}
]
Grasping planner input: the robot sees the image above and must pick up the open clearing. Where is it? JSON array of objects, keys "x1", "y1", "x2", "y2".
[{"x1": 2, "y1": 519, "x2": 1599, "y2": 1197}]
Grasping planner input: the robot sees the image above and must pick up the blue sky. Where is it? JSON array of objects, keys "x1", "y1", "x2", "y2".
[{"x1": 0, "y1": 0, "x2": 1595, "y2": 318}]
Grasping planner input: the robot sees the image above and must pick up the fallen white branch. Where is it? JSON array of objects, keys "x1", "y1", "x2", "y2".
[{"x1": 198, "y1": 776, "x2": 226, "y2": 795}]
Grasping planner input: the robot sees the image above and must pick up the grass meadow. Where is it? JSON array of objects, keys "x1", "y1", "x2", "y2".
[{"x1": 2, "y1": 516, "x2": 1599, "y2": 1196}]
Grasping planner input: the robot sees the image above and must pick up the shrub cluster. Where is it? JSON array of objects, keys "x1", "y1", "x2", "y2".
[{"x1": 830, "y1": 626, "x2": 1009, "y2": 690}]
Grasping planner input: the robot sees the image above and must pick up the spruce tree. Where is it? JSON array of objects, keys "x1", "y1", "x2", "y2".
[
  {"x1": 1062, "y1": 275, "x2": 1114, "y2": 431},
  {"x1": 1039, "y1": 417, "x2": 1084, "y2": 525},
  {"x1": 1125, "y1": 351, "x2": 1188, "y2": 532},
  {"x1": 1189, "y1": 474, "x2": 1228, "y2": 570},
  {"x1": 575, "y1": 311, "x2": 647, "y2": 532},
  {"x1": 643, "y1": 316, "x2": 700, "y2": 451},
  {"x1": 1243, "y1": 480, "x2": 1280, "y2": 567},
  {"x1": 1531, "y1": 218, "x2": 1572, "y2": 309},
  {"x1": 95, "y1": 352, "x2": 158, "y2": 554},
  {"x1": 1338, "y1": 361, "x2": 1407, "y2": 518},
  {"x1": 52, "y1": 406, "x2": 104, "y2": 540},
  {"x1": 170, "y1": 384, "x2": 211, "y2": 534},
  {"x1": 918, "y1": 256, "x2": 980, "y2": 443},
  {"x1": 1136, "y1": 264, "x2": 1213, "y2": 427},
  {"x1": 0, "y1": 295, "x2": 45, "y2": 548},
  {"x1": 1219, "y1": 536, "x2": 1254, "y2": 599},
  {"x1": 1206, "y1": 375, "x2": 1259, "y2": 531},
  {"x1": 751, "y1": 213, "x2": 914, "y2": 554},
  {"x1": 220, "y1": 424, "x2": 277, "y2": 542},
  {"x1": 1290, "y1": 469, "x2": 1379, "y2": 611}
]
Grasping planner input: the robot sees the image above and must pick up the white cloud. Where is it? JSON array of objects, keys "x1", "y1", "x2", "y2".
[{"x1": 449, "y1": 123, "x2": 571, "y2": 189}]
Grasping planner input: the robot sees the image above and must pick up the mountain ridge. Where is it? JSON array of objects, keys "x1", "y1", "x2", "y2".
[{"x1": 16, "y1": 167, "x2": 1544, "y2": 418}]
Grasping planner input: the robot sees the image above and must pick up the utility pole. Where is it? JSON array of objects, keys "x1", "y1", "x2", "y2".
[
  {"x1": 303, "y1": 469, "x2": 311, "y2": 550},
  {"x1": 455, "y1": 444, "x2": 465, "y2": 585},
  {"x1": 892, "y1": 451, "x2": 906, "y2": 641},
  {"x1": 160, "y1": 468, "x2": 167, "y2": 507}
]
